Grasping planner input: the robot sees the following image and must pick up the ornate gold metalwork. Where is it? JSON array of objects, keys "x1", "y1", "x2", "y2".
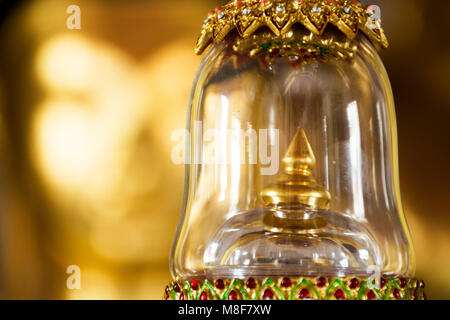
[
  {"x1": 164, "y1": 276, "x2": 426, "y2": 300},
  {"x1": 262, "y1": 128, "x2": 330, "y2": 209},
  {"x1": 233, "y1": 30, "x2": 358, "y2": 64},
  {"x1": 261, "y1": 128, "x2": 331, "y2": 231},
  {"x1": 195, "y1": 0, "x2": 388, "y2": 57}
]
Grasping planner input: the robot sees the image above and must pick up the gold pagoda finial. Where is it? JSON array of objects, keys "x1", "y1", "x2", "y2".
[
  {"x1": 262, "y1": 128, "x2": 330, "y2": 210},
  {"x1": 282, "y1": 128, "x2": 316, "y2": 176}
]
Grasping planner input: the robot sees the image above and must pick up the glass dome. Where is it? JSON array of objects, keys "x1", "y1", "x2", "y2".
[{"x1": 170, "y1": 30, "x2": 415, "y2": 283}]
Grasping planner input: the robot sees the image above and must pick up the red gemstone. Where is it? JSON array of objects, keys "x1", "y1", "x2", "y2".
[
  {"x1": 228, "y1": 290, "x2": 238, "y2": 300},
  {"x1": 215, "y1": 6, "x2": 222, "y2": 12},
  {"x1": 263, "y1": 289, "x2": 274, "y2": 300},
  {"x1": 400, "y1": 278, "x2": 407, "y2": 288},
  {"x1": 393, "y1": 288, "x2": 401, "y2": 299},
  {"x1": 235, "y1": 1, "x2": 244, "y2": 6},
  {"x1": 413, "y1": 290, "x2": 418, "y2": 300},
  {"x1": 367, "y1": 290, "x2": 376, "y2": 300},
  {"x1": 165, "y1": 295, "x2": 170, "y2": 300},
  {"x1": 262, "y1": 0, "x2": 271, "y2": 3},
  {"x1": 298, "y1": 288, "x2": 310, "y2": 300},
  {"x1": 200, "y1": 292, "x2": 208, "y2": 300},
  {"x1": 380, "y1": 278, "x2": 386, "y2": 288},
  {"x1": 349, "y1": 278, "x2": 359, "y2": 289},
  {"x1": 215, "y1": 279, "x2": 225, "y2": 290},
  {"x1": 317, "y1": 277, "x2": 326, "y2": 288},
  {"x1": 334, "y1": 289, "x2": 345, "y2": 300},
  {"x1": 191, "y1": 280, "x2": 198, "y2": 290},
  {"x1": 179, "y1": 293, "x2": 185, "y2": 300},
  {"x1": 173, "y1": 283, "x2": 181, "y2": 293},
  {"x1": 165, "y1": 286, "x2": 169, "y2": 294},
  {"x1": 281, "y1": 277, "x2": 292, "y2": 288},
  {"x1": 246, "y1": 278, "x2": 256, "y2": 289}
]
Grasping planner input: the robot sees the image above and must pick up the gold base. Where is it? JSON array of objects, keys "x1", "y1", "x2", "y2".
[{"x1": 164, "y1": 276, "x2": 426, "y2": 300}]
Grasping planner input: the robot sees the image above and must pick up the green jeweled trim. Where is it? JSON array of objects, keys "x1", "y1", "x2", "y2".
[
  {"x1": 164, "y1": 276, "x2": 426, "y2": 300},
  {"x1": 325, "y1": 278, "x2": 353, "y2": 300},
  {"x1": 289, "y1": 278, "x2": 320, "y2": 300}
]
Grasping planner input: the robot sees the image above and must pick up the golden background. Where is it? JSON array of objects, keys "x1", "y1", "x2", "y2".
[{"x1": 0, "y1": 0, "x2": 448, "y2": 299}]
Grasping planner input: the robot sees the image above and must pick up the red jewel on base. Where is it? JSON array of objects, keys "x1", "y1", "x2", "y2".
[
  {"x1": 334, "y1": 289, "x2": 345, "y2": 300},
  {"x1": 263, "y1": 289, "x2": 274, "y2": 300},
  {"x1": 298, "y1": 288, "x2": 310, "y2": 300},
  {"x1": 349, "y1": 278, "x2": 359, "y2": 289},
  {"x1": 228, "y1": 290, "x2": 238, "y2": 300},
  {"x1": 281, "y1": 277, "x2": 292, "y2": 288},
  {"x1": 317, "y1": 277, "x2": 327, "y2": 287},
  {"x1": 367, "y1": 290, "x2": 376, "y2": 300},
  {"x1": 190, "y1": 279, "x2": 198, "y2": 290},
  {"x1": 215, "y1": 279, "x2": 225, "y2": 290},
  {"x1": 246, "y1": 278, "x2": 256, "y2": 289}
]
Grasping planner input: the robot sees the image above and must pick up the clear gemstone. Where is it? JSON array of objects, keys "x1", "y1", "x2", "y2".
[
  {"x1": 288, "y1": 56, "x2": 299, "y2": 62},
  {"x1": 344, "y1": 7, "x2": 351, "y2": 14},
  {"x1": 218, "y1": 11, "x2": 225, "y2": 19},
  {"x1": 276, "y1": 5, "x2": 286, "y2": 13},
  {"x1": 311, "y1": 6, "x2": 322, "y2": 13},
  {"x1": 243, "y1": 8, "x2": 251, "y2": 15}
]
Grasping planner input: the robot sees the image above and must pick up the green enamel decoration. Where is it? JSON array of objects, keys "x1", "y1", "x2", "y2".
[
  {"x1": 184, "y1": 281, "x2": 193, "y2": 300},
  {"x1": 319, "y1": 47, "x2": 328, "y2": 57},
  {"x1": 384, "y1": 279, "x2": 404, "y2": 300},
  {"x1": 410, "y1": 281, "x2": 421, "y2": 300},
  {"x1": 261, "y1": 42, "x2": 271, "y2": 51},
  {"x1": 405, "y1": 280, "x2": 413, "y2": 300},
  {"x1": 222, "y1": 279, "x2": 249, "y2": 300},
  {"x1": 325, "y1": 279, "x2": 353, "y2": 300},
  {"x1": 170, "y1": 283, "x2": 177, "y2": 300},
  {"x1": 289, "y1": 278, "x2": 320, "y2": 300},
  {"x1": 416, "y1": 287, "x2": 423, "y2": 300},
  {"x1": 196, "y1": 280, "x2": 218, "y2": 300},
  {"x1": 254, "y1": 278, "x2": 285, "y2": 300},
  {"x1": 357, "y1": 279, "x2": 383, "y2": 300}
]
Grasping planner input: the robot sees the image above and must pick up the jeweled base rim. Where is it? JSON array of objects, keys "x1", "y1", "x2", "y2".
[{"x1": 164, "y1": 276, "x2": 426, "y2": 300}]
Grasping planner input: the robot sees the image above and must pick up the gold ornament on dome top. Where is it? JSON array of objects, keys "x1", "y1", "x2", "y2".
[
  {"x1": 232, "y1": 31, "x2": 358, "y2": 64},
  {"x1": 195, "y1": 0, "x2": 388, "y2": 60}
]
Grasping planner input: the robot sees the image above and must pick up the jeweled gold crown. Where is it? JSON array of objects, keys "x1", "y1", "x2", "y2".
[{"x1": 195, "y1": 0, "x2": 388, "y2": 58}]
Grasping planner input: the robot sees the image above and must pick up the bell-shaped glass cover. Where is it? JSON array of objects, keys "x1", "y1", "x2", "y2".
[{"x1": 170, "y1": 33, "x2": 415, "y2": 282}]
